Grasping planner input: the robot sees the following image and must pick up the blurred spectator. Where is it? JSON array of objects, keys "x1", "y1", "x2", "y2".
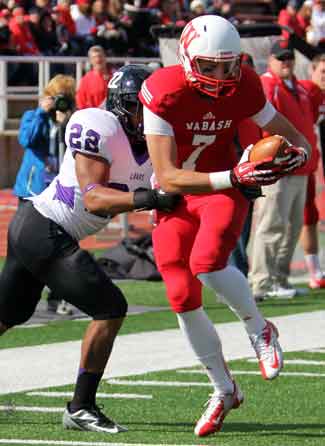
[
  {"x1": 155, "y1": 0, "x2": 186, "y2": 24},
  {"x1": 307, "y1": 0, "x2": 325, "y2": 49},
  {"x1": 33, "y1": 11, "x2": 59, "y2": 55},
  {"x1": 206, "y1": 0, "x2": 235, "y2": 21},
  {"x1": 51, "y1": 0, "x2": 76, "y2": 36},
  {"x1": 278, "y1": 0, "x2": 305, "y2": 41},
  {"x1": 250, "y1": 40, "x2": 314, "y2": 300},
  {"x1": 299, "y1": 54, "x2": 325, "y2": 288},
  {"x1": 15, "y1": 74, "x2": 76, "y2": 200},
  {"x1": 106, "y1": 0, "x2": 124, "y2": 19},
  {"x1": 33, "y1": 0, "x2": 51, "y2": 15},
  {"x1": 297, "y1": 0, "x2": 313, "y2": 38},
  {"x1": 70, "y1": 0, "x2": 96, "y2": 54},
  {"x1": 0, "y1": 8, "x2": 16, "y2": 54},
  {"x1": 9, "y1": 7, "x2": 40, "y2": 54},
  {"x1": 94, "y1": 0, "x2": 128, "y2": 55},
  {"x1": 189, "y1": 0, "x2": 206, "y2": 17},
  {"x1": 119, "y1": 1, "x2": 160, "y2": 56},
  {"x1": 76, "y1": 44, "x2": 112, "y2": 109}
]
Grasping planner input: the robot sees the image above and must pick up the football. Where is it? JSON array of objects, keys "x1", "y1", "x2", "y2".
[{"x1": 249, "y1": 135, "x2": 291, "y2": 167}]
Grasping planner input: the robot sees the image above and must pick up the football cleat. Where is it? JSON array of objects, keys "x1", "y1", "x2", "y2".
[
  {"x1": 309, "y1": 275, "x2": 325, "y2": 289},
  {"x1": 62, "y1": 403, "x2": 127, "y2": 433},
  {"x1": 249, "y1": 320, "x2": 283, "y2": 380},
  {"x1": 194, "y1": 382, "x2": 244, "y2": 437}
]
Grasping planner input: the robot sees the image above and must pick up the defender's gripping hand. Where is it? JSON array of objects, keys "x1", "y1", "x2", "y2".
[
  {"x1": 279, "y1": 146, "x2": 308, "y2": 173},
  {"x1": 236, "y1": 184, "x2": 263, "y2": 201},
  {"x1": 133, "y1": 189, "x2": 181, "y2": 212},
  {"x1": 230, "y1": 159, "x2": 282, "y2": 187}
]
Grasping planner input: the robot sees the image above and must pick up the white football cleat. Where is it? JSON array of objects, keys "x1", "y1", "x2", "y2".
[
  {"x1": 194, "y1": 382, "x2": 244, "y2": 437},
  {"x1": 249, "y1": 320, "x2": 283, "y2": 380}
]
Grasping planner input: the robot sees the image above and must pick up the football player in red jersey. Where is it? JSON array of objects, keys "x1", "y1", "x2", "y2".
[{"x1": 139, "y1": 15, "x2": 310, "y2": 437}]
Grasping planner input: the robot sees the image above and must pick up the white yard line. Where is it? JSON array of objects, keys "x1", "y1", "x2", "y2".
[
  {"x1": 246, "y1": 358, "x2": 325, "y2": 365},
  {"x1": 178, "y1": 369, "x2": 325, "y2": 377},
  {"x1": 0, "y1": 311, "x2": 324, "y2": 395},
  {"x1": 0, "y1": 406, "x2": 63, "y2": 413},
  {"x1": 27, "y1": 392, "x2": 152, "y2": 399},
  {"x1": 0, "y1": 441, "x2": 195, "y2": 446},
  {"x1": 108, "y1": 379, "x2": 211, "y2": 387}
]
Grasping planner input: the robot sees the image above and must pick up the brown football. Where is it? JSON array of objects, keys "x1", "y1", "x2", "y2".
[{"x1": 249, "y1": 135, "x2": 291, "y2": 167}]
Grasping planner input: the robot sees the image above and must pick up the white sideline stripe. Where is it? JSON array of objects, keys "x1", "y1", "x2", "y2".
[
  {"x1": 247, "y1": 358, "x2": 325, "y2": 366},
  {"x1": 1, "y1": 311, "x2": 325, "y2": 394},
  {"x1": 0, "y1": 406, "x2": 63, "y2": 413},
  {"x1": 177, "y1": 369, "x2": 325, "y2": 377},
  {"x1": 108, "y1": 379, "x2": 211, "y2": 387},
  {"x1": 0, "y1": 441, "x2": 194, "y2": 446},
  {"x1": 109, "y1": 370, "x2": 325, "y2": 385},
  {"x1": 307, "y1": 348, "x2": 325, "y2": 353},
  {"x1": 27, "y1": 392, "x2": 152, "y2": 399}
]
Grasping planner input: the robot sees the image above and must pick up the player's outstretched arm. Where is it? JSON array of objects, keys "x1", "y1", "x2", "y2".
[{"x1": 76, "y1": 152, "x2": 179, "y2": 217}]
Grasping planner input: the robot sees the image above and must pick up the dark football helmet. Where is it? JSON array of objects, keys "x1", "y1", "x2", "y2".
[{"x1": 106, "y1": 64, "x2": 152, "y2": 142}]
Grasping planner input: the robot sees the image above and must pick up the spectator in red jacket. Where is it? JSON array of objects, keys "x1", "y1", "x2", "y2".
[
  {"x1": 52, "y1": 0, "x2": 76, "y2": 36},
  {"x1": 299, "y1": 54, "x2": 325, "y2": 288},
  {"x1": 250, "y1": 40, "x2": 315, "y2": 300},
  {"x1": 9, "y1": 7, "x2": 39, "y2": 54},
  {"x1": 278, "y1": 0, "x2": 305, "y2": 40},
  {"x1": 76, "y1": 44, "x2": 112, "y2": 109}
]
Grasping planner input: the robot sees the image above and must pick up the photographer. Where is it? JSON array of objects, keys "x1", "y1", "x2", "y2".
[
  {"x1": 14, "y1": 74, "x2": 76, "y2": 314},
  {"x1": 14, "y1": 74, "x2": 75, "y2": 203}
]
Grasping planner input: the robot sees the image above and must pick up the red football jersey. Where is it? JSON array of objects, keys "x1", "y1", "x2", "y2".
[{"x1": 139, "y1": 64, "x2": 266, "y2": 173}]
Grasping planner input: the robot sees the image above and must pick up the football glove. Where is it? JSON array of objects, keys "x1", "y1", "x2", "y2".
[
  {"x1": 278, "y1": 146, "x2": 308, "y2": 173},
  {"x1": 230, "y1": 158, "x2": 282, "y2": 187},
  {"x1": 236, "y1": 184, "x2": 263, "y2": 201},
  {"x1": 133, "y1": 189, "x2": 181, "y2": 212}
]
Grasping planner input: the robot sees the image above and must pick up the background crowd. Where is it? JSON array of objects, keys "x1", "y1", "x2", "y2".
[{"x1": 2, "y1": 0, "x2": 325, "y2": 59}]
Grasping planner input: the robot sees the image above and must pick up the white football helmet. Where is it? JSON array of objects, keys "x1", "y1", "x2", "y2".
[{"x1": 178, "y1": 15, "x2": 242, "y2": 98}]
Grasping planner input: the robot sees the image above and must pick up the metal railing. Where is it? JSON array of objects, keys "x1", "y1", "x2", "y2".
[{"x1": 0, "y1": 55, "x2": 161, "y2": 132}]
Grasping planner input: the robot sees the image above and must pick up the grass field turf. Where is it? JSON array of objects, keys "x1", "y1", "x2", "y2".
[
  {"x1": 0, "y1": 351, "x2": 324, "y2": 445},
  {"x1": 0, "y1": 280, "x2": 325, "y2": 445}
]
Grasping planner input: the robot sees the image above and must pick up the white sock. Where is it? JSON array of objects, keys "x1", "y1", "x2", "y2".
[
  {"x1": 176, "y1": 307, "x2": 233, "y2": 394},
  {"x1": 198, "y1": 265, "x2": 265, "y2": 336},
  {"x1": 305, "y1": 254, "x2": 323, "y2": 279}
]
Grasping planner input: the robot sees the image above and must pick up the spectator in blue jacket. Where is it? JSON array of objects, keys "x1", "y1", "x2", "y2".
[{"x1": 14, "y1": 74, "x2": 76, "y2": 202}]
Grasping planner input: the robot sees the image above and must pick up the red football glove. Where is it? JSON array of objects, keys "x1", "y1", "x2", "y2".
[
  {"x1": 230, "y1": 158, "x2": 282, "y2": 187},
  {"x1": 278, "y1": 146, "x2": 308, "y2": 173}
]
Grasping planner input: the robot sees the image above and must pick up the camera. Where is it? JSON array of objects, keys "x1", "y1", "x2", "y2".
[{"x1": 53, "y1": 94, "x2": 73, "y2": 112}]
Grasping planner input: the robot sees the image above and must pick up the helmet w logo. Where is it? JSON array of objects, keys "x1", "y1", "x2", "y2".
[{"x1": 180, "y1": 22, "x2": 200, "y2": 50}]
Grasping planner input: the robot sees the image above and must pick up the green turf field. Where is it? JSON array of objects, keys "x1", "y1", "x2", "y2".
[
  {"x1": 0, "y1": 350, "x2": 324, "y2": 445},
  {"x1": 0, "y1": 279, "x2": 325, "y2": 445}
]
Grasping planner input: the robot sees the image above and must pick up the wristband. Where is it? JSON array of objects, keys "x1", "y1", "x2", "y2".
[{"x1": 209, "y1": 171, "x2": 232, "y2": 190}]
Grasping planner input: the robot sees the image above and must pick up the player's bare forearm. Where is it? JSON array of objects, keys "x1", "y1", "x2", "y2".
[
  {"x1": 83, "y1": 186, "x2": 135, "y2": 217},
  {"x1": 157, "y1": 167, "x2": 214, "y2": 194}
]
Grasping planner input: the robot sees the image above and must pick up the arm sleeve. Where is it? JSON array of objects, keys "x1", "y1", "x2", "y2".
[
  {"x1": 251, "y1": 101, "x2": 277, "y2": 127},
  {"x1": 18, "y1": 108, "x2": 49, "y2": 152},
  {"x1": 143, "y1": 106, "x2": 174, "y2": 136}
]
